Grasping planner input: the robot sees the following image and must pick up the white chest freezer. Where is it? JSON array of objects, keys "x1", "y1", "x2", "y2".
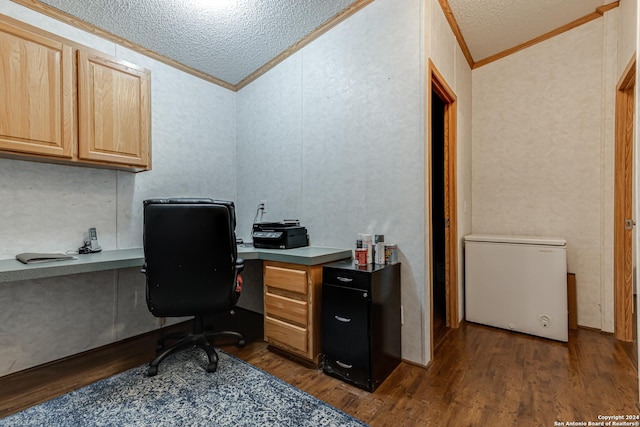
[{"x1": 464, "y1": 234, "x2": 568, "y2": 342}]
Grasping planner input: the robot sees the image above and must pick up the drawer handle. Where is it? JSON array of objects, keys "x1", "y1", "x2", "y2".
[
  {"x1": 335, "y1": 316, "x2": 351, "y2": 323},
  {"x1": 336, "y1": 360, "x2": 353, "y2": 369},
  {"x1": 336, "y1": 276, "x2": 353, "y2": 283}
]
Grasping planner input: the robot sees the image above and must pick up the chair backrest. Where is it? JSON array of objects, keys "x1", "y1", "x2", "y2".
[{"x1": 143, "y1": 198, "x2": 239, "y2": 317}]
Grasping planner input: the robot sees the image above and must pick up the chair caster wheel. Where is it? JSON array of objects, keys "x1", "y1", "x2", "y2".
[
  {"x1": 206, "y1": 362, "x2": 218, "y2": 373},
  {"x1": 237, "y1": 339, "x2": 245, "y2": 347},
  {"x1": 147, "y1": 366, "x2": 158, "y2": 377}
]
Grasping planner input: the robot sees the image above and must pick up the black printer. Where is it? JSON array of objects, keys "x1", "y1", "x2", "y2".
[{"x1": 252, "y1": 221, "x2": 308, "y2": 249}]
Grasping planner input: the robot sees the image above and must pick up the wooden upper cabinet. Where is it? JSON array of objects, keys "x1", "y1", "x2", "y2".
[
  {"x1": 0, "y1": 19, "x2": 74, "y2": 158},
  {"x1": 0, "y1": 14, "x2": 151, "y2": 172},
  {"x1": 77, "y1": 51, "x2": 151, "y2": 170}
]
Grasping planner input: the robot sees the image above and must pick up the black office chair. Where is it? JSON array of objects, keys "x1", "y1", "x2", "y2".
[{"x1": 142, "y1": 198, "x2": 245, "y2": 377}]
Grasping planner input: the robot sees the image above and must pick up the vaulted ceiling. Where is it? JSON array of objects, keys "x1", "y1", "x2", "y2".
[{"x1": 9, "y1": 0, "x2": 621, "y2": 90}]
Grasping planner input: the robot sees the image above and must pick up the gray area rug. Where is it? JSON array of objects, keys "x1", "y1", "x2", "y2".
[{"x1": 0, "y1": 349, "x2": 368, "y2": 426}]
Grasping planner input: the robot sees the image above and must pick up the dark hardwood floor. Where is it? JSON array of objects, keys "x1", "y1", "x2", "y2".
[{"x1": 0, "y1": 319, "x2": 638, "y2": 426}]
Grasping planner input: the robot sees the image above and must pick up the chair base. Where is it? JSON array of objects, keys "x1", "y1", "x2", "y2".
[{"x1": 147, "y1": 316, "x2": 244, "y2": 377}]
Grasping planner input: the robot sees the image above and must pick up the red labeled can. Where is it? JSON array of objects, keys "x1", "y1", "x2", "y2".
[{"x1": 355, "y1": 248, "x2": 368, "y2": 266}]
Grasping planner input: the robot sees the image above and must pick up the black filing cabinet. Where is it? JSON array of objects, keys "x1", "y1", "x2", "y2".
[{"x1": 321, "y1": 260, "x2": 401, "y2": 392}]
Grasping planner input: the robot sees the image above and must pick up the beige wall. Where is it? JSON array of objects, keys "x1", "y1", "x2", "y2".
[
  {"x1": 471, "y1": 14, "x2": 620, "y2": 331},
  {"x1": 237, "y1": 0, "x2": 428, "y2": 363},
  {"x1": 236, "y1": 0, "x2": 475, "y2": 366},
  {"x1": 618, "y1": 0, "x2": 637, "y2": 76},
  {"x1": 0, "y1": 0, "x2": 237, "y2": 376}
]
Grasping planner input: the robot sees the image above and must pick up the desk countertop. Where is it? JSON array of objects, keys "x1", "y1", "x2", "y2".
[
  {"x1": 0, "y1": 246, "x2": 352, "y2": 283},
  {"x1": 237, "y1": 245, "x2": 352, "y2": 266}
]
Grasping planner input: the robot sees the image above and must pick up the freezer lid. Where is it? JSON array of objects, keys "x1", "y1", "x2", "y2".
[{"x1": 464, "y1": 234, "x2": 566, "y2": 246}]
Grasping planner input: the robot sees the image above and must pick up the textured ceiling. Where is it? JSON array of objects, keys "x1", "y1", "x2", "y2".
[
  {"x1": 30, "y1": 0, "x2": 621, "y2": 88},
  {"x1": 37, "y1": 0, "x2": 358, "y2": 86},
  {"x1": 447, "y1": 0, "x2": 620, "y2": 63}
]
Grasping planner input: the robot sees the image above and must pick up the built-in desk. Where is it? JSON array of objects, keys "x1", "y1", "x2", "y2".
[
  {"x1": 0, "y1": 249, "x2": 144, "y2": 283},
  {"x1": 0, "y1": 245, "x2": 352, "y2": 367},
  {"x1": 0, "y1": 246, "x2": 352, "y2": 283}
]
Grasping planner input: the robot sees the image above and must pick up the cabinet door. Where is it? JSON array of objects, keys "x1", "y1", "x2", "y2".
[
  {"x1": 0, "y1": 20, "x2": 73, "y2": 158},
  {"x1": 77, "y1": 50, "x2": 150, "y2": 169}
]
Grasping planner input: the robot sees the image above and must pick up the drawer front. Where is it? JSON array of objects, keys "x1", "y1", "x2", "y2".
[
  {"x1": 323, "y1": 355, "x2": 371, "y2": 391},
  {"x1": 321, "y1": 283, "x2": 370, "y2": 362},
  {"x1": 265, "y1": 265, "x2": 308, "y2": 294},
  {"x1": 265, "y1": 292, "x2": 308, "y2": 326},
  {"x1": 323, "y1": 267, "x2": 369, "y2": 291},
  {"x1": 265, "y1": 316, "x2": 308, "y2": 354}
]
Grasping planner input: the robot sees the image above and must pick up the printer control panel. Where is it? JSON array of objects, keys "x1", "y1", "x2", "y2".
[{"x1": 253, "y1": 231, "x2": 284, "y2": 239}]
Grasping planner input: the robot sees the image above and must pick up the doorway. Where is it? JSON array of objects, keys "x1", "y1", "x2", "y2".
[
  {"x1": 431, "y1": 90, "x2": 447, "y2": 347},
  {"x1": 428, "y1": 60, "x2": 459, "y2": 357},
  {"x1": 614, "y1": 55, "x2": 636, "y2": 346}
]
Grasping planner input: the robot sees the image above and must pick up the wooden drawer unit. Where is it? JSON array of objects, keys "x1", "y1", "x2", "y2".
[{"x1": 263, "y1": 261, "x2": 322, "y2": 364}]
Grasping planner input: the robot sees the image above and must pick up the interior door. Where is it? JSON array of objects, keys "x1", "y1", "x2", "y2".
[{"x1": 614, "y1": 55, "x2": 636, "y2": 343}]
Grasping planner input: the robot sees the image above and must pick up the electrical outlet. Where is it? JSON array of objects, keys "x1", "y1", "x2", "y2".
[{"x1": 260, "y1": 199, "x2": 267, "y2": 213}]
